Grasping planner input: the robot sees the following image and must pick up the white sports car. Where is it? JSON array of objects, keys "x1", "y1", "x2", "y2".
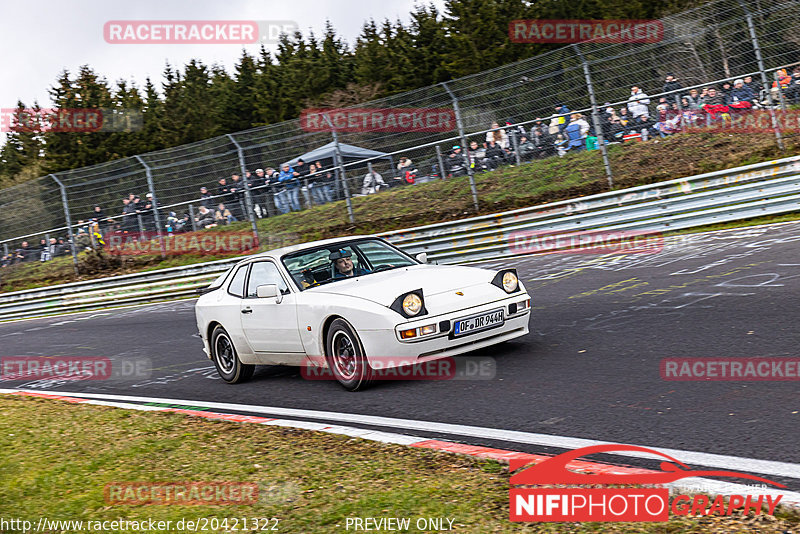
[{"x1": 194, "y1": 236, "x2": 531, "y2": 390}]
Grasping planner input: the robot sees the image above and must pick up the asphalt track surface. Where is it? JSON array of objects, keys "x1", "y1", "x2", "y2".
[{"x1": 2, "y1": 222, "x2": 800, "y2": 489}]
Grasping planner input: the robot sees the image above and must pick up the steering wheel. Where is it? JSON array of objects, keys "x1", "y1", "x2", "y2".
[{"x1": 372, "y1": 264, "x2": 396, "y2": 272}]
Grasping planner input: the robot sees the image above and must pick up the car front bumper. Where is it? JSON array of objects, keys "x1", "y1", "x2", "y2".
[{"x1": 358, "y1": 293, "x2": 531, "y2": 367}]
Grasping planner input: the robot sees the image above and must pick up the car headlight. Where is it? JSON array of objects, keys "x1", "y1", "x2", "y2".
[
  {"x1": 390, "y1": 290, "x2": 427, "y2": 318},
  {"x1": 491, "y1": 269, "x2": 521, "y2": 293},
  {"x1": 502, "y1": 271, "x2": 519, "y2": 293},
  {"x1": 402, "y1": 293, "x2": 423, "y2": 316}
]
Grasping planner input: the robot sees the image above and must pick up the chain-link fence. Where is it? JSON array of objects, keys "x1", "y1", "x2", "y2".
[{"x1": 2, "y1": 0, "x2": 799, "y2": 271}]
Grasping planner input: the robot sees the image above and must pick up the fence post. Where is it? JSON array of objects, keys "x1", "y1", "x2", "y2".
[
  {"x1": 510, "y1": 131, "x2": 522, "y2": 166},
  {"x1": 441, "y1": 81, "x2": 479, "y2": 212},
  {"x1": 3, "y1": 243, "x2": 8, "y2": 257},
  {"x1": 573, "y1": 44, "x2": 614, "y2": 189},
  {"x1": 134, "y1": 155, "x2": 166, "y2": 258},
  {"x1": 188, "y1": 204, "x2": 197, "y2": 232},
  {"x1": 322, "y1": 113, "x2": 355, "y2": 224},
  {"x1": 435, "y1": 145, "x2": 446, "y2": 179},
  {"x1": 737, "y1": 0, "x2": 785, "y2": 151},
  {"x1": 226, "y1": 134, "x2": 261, "y2": 245},
  {"x1": 48, "y1": 174, "x2": 79, "y2": 275}
]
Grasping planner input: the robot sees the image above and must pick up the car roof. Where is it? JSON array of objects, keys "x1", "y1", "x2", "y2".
[{"x1": 245, "y1": 234, "x2": 380, "y2": 263}]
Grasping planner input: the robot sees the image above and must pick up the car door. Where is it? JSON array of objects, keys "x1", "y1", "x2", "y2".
[{"x1": 239, "y1": 260, "x2": 305, "y2": 355}]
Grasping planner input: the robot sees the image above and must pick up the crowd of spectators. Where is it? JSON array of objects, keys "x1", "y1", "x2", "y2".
[
  {"x1": 5, "y1": 66, "x2": 800, "y2": 262},
  {"x1": 433, "y1": 68, "x2": 800, "y2": 177}
]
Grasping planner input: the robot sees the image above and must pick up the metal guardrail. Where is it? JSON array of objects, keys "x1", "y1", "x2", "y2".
[{"x1": 2, "y1": 154, "x2": 799, "y2": 321}]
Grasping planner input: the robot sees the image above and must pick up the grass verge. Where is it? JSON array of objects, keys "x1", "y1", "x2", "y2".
[
  {"x1": 2, "y1": 130, "x2": 800, "y2": 293},
  {"x1": 0, "y1": 396, "x2": 798, "y2": 533}
]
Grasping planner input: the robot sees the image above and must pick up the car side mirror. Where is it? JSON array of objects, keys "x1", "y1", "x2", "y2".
[
  {"x1": 415, "y1": 252, "x2": 428, "y2": 264},
  {"x1": 256, "y1": 284, "x2": 283, "y2": 303}
]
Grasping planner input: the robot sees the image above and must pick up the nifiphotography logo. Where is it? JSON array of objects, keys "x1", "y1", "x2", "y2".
[{"x1": 509, "y1": 444, "x2": 785, "y2": 522}]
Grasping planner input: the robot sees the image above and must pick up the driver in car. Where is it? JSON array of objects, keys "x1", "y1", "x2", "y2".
[{"x1": 330, "y1": 249, "x2": 371, "y2": 278}]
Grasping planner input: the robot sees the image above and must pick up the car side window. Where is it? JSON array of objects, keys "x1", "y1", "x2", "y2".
[
  {"x1": 247, "y1": 261, "x2": 289, "y2": 298},
  {"x1": 227, "y1": 265, "x2": 248, "y2": 298}
]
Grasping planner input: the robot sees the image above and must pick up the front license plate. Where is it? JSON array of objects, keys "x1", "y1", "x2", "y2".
[{"x1": 453, "y1": 309, "x2": 505, "y2": 336}]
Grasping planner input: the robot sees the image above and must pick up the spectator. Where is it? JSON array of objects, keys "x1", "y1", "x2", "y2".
[
  {"x1": 394, "y1": 157, "x2": 416, "y2": 186},
  {"x1": 729, "y1": 78, "x2": 755, "y2": 109},
  {"x1": 278, "y1": 163, "x2": 301, "y2": 212},
  {"x1": 720, "y1": 81, "x2": 733, "y2": 101},
  {"x1": 468, "y1": 141, "x2": 487, "y2": 171},
  {"x1": 215, "y1": 203, "x2": 236, "y2": 224},
  {"x1": 217, "y1": 177, "x2": 232, "y2": 206},
  {"x1": 564, "y1": 113, "x2": 590, "y2": 151},
  {"x1": 248, "y1": 169, "x2": 267, "y2": 217},
  {"x1": 517, "y1": 135, "x2": 536, "y2": 161},
  {"x1": 485, "y1": 121, "x2": 509, "y2": 149},
  {"x1": 635, "y1": 114, "x2": 654, "y2": 141},
  {"x1": 682, "y1": 94, "x2": 700, "y2": 111},
  {"x1": 446, "y1": 146, "x2": 468, "y2": 177},
  {"x1": 554, "y1": 134, "x2": 568, "y2": 156},
  {"x1": 361, "y1": 168, "x2": 387, "y2": 195},
  {"x1": 91, "y1": 205, "x2": 107, "y2": 233},
  {"x1": 195, "y1": 205, "x2": 217, "y2": 228},
  {"x1": 603, "y1": 106, "x2": 622, "y2": 140},
  {"x1": 314, "y1": 168, "x2": 335, "y2": 204},
  {"x1": 199, "y1": 186, "x2": 213, "y2": 209},
  {"x1": 121, "y1": 198, "x2": 137, "y2": 232},
  {"x1": 228, "y1": 173, "x2": 245, "y2": 220},
  {"x1": 16, "y1": 241, "x2": 34, "y2": 262},
  {"x1": 484, "y1": 140, "x2": 505, "y2": 170},
  {"x1": 74, "y1": 229, "x2": 92, "y2": 250},
  {"x1": 504, "y1": 119, "x2": 526, "y2": 149},
  {"x1": 294, "y1": 159, "x2": 312, "y2": 208},
  {"x1": 529, "y1": 120, "x2": 554, "y2": 158},
  {"x1": 554, "y1": 104, "x2": 570, "y2": 134},
  {"x1": 272, "y1": 167, "x2": 289, "y2": 215},
  {"x1": 663, "y1": 74, "x2": 683, "y2": 103},
  {"x1": 743, "y1": 75, "x2": 758, "y2": 95},
  {"x1": 784, "y1": 67, "x2": 800, "y2": 105},
  {"x1": 685, "y1": 88, "x2": 703, "y2": 109},
  {"x1": 701, "y1": 87, "x2": 729, "y2": 122},
  {"x1": 45, "y1": 237, "x2": 63, "y2": 260},
  {"x1": 618, "y1": 107, "x2": 633, "y2": 134},
  {"x1": 627, "y1": 86, "x2": 651, "y2": 119},
  {"x1": 141, "y1": 193, "x2": 155, "y2": 231}
]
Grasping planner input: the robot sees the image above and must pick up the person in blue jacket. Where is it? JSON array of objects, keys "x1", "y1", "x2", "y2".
[{"x1": 278, "y1": 163, "x2": 301, "y2": 211}]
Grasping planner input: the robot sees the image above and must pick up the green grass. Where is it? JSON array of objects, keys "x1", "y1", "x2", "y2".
[
  {"x1": 2, "y1": 130, "x2": 800, "y2": 293},
  {"x1": 1, "y1": 396, "x2": 797, "y2": 533}
]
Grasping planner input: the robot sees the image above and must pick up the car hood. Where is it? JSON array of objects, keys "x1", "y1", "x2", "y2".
[{"x1": 308, "y1": 264, "x2": 495, "y2": 306}]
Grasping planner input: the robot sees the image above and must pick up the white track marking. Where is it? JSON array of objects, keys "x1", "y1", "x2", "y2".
[
  {"x1": 2, "y1": 388, "x2": 798, "y2": 480},
  {"x1": 3, "y1": 389, "x2": 798, "y2": 506}
]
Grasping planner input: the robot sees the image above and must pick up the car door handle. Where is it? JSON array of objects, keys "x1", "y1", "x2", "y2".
[{"x1": 241, "y1": 307, "x2": 253, "y2": 314}]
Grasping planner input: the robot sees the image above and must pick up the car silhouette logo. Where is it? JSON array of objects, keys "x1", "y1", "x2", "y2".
[{"x1": 510, "y1": 444, "x2": 786, "y2": 488}]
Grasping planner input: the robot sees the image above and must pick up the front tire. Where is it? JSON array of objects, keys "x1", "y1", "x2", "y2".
[
  {"x1": 211, "y1": 325, "x2": 254, "y2": 383},
  {"x1": 325, "y1": 319, "x2": 374, "y2": 391}
]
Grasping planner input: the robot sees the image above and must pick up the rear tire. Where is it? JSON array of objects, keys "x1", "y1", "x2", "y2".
[
  {"x1": 211, "y1": 325, "x2": 254, "y2": 384},
  {"x1": 325, "y1": 319, "x2": 374, "y2": 391}
]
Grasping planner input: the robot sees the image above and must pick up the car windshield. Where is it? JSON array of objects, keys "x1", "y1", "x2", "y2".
[{"x1": 282, "y1": 239, "x2": 417, "y2": 290}]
